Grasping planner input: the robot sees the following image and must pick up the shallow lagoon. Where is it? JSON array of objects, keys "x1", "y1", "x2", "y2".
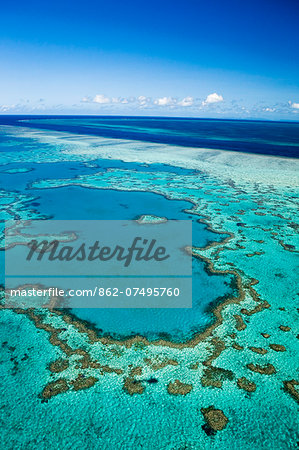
[
  {"x1": 0, "y1": 150, "x2": 233, "y2": 342},
  {"x1": 27, "y1": 184, "x2": 233, "y2": 342}
]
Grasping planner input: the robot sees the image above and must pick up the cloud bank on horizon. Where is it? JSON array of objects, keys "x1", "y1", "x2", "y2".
[
  {"x1": 1, "y1": 93, "x2": 298, "y2": 119},
  {"x1": 0, "y1": 0, "x2": 298, "y2": 119}
]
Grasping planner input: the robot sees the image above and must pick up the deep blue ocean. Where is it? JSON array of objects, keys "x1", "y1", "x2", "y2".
[{"x1": 1, "y1": 115, "x2": 299, "y2": 157}]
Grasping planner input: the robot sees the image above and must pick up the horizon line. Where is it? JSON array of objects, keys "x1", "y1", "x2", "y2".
[{"x1": 0, "y1": 113, "x2": 299, "y2": 124}]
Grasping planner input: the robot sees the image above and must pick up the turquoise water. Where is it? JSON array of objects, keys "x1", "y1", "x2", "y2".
[
  {"x1": 3, "y1": 180, "x2": 233, "y2": 341},
  {"x1": 0, "y1": 117, "x2": 298, "y2": 449},
  {"x1": 0, "y1": 137, "x2": 232, "y2": 341},
  {"x1": 30, "y1": 185, "x2": 234, "y2": 341}
]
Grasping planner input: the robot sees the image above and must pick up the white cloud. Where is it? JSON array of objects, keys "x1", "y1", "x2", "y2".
[
  {"x1": 111, "y1": 97, "x2": 129, "y2": 104},
  {"x1": 0, "y1": 102, "x2": 63, "y2": 113},
  {"x1": 93, "y1": 94, "x2": 111, "y2": 104},
  {"x1": 290, "y1": 102, "x2": 299, "y2": 109},
  {"x1": 202, "y1": 92, "x2": 224, "y2": 106},
  {"x1": 81, "y1": 96, "x2": 92, "y2": 103},
  {"x1": 138, "y1": 95, "x2": 151, "y2": 106},
  {"x1": 0, "y1": 104, "x2": 16, "y2": 112},
  {"x1": 264, "y1": 107, "x2": 275, "y2": 112},
  {"x1": 82, "y1": 94, "x2": 195, "y2": 108},
  {"x1": 154, "y1": 96, "x2": 176, "y2": 106},
  {"x1": 178, "y1": 96, "x2": 193, "y2": 107}
]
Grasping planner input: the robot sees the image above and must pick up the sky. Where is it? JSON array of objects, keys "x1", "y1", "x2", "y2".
[{"x1": 0, "y1": 0, "x2": 299, "y2": 119}]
